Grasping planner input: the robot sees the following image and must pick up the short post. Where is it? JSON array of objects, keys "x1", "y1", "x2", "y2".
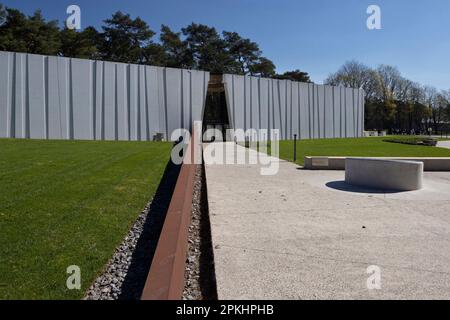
[{"x1": 293, "y1": 134, "x2": 297, "y2": 162}]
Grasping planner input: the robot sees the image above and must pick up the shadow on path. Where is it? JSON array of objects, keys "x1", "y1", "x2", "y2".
[
  {"x1": 326, "y1": 180, "x2": 403, "y2": 194},
  {"x1": 198, "y1": 163, "x2": 218, "y2": 299}
]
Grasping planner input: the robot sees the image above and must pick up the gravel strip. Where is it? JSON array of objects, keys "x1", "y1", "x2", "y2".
[
  {"x1": 83, "y1": 161, "x2": 215, "y2": 300},
  {"x1": 84, "y1": 203, "x2": 152, "y2": 300},
  {"x1": 84, "y1": 161, "x2": 180, "y2": 300},
  {"x1": 182, "y1": 164, "x2": 217, "y2": 300}
]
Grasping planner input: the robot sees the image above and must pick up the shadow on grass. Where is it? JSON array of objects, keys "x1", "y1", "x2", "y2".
[
  {"x1": 326, "y1": 181, "x2": 403, "y2": 194},
  {"x1": 118, "y1": 159, "x2": 181, "y2": 300}
]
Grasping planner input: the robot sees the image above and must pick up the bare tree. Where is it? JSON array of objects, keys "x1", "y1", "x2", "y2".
[
  {"x1": 376, "y1": 65, "x2": 403, "y2": 100},
  {"x1": 324, "y1": 60, "x2": 444, "y2": 133},
  {"x1": 324, "y1": 60, "x2": 380, "y2": 98},
  {"x1": 444, "y1": 90, "x2": 450, "y2": 123}
]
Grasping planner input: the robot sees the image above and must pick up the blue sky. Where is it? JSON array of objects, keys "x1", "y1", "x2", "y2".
[{"x1": 2, "y1": 0, "x2": 450, "y2": 90}]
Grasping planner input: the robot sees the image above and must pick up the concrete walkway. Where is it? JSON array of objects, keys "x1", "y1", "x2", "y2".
[{"x1": 203, "y1": 142, "x2": 450, "y2": 299}]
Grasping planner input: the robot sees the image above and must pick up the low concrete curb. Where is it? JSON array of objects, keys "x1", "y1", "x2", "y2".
[{"x1": 304, "y1": 156, "x2": 450, "y2": 171}]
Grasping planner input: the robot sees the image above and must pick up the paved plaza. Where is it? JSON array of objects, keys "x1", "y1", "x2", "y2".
[{"x1": 204, "y1": 142, "x2": 450, "y2": 299}]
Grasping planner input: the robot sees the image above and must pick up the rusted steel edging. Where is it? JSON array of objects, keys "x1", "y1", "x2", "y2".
[{"x1": 140, "y1": 139, "x2": 197, "y2": 300}]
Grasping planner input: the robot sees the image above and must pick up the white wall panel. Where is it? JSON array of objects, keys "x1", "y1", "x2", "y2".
[
  {"x1": 272, "y1": 80, "x2": 282, "y2": 135},
  {"x1": 259, "y1": 78, "x2": 269, "y2": 132},
  {"x1": 94, "y1": 61, "x2": 104, "y2": 140},
  {"x1": 231, "y1": 75, "x2": 245, "y2": 132},
  {"x1": 138, "y1": 65, "x2": 148, "y2": 141},
  {"x1": 116, "y1": 63, "x2": 128, "y2": 141},
  {"x1": 286, "y1": 81, "x2": 292, "y2": 138},
  {"x1": 250, "y1": 77, "x2": 259, "y2": 130},
  {"x1": 278, "y1": 80, "x2": 287, "y2": 139},
  {"x1": 324, "y1": 85, "x2": 334, "y2": 138},
  {"x1": 146, "y1": 66, "x2": 160, "y2": 138},
  {"x1": 344, "y1": 88, "x2": 354, "y2": 138},
  {"x1": 47, "y1": 57, "x2": 61, "y2": 139},
  {"x1": 165, "y1": 68, "x2": 182, "y2": 138},
  {"x1": 27, "y1": 54, "x2": 47, "y2": 139},
  {"x1": 299, "y1": 83, "x2": 310, "y2": 139},
  {"x1": 317, "y1": 85, "x2": 325, "y2": 139},
  {"x1": 13, "y1": 54, "x2": 27, "y2": 138},
  {"x1": 333, "y1": 86, "x2": 341, "y2": 138},
  {"x1": 103, "y1": 62, "x2": 116, "y2": 140},
  {"x1": 129, "y1": 64, "x2": 139, "y2": 141},
  {"x1": 0, "y1": 51, "x2": 11, "y2": 138},
  {"x1": 223, "y1": 74, "x2": 364, "y2": 140},
  {"x1": 340, "y1": 87, "x2": 346, "y2": 137},
  {"x1": 291, "y1": 82, "x2": 299, "y2": 138},
  {"x1": 312, "y1": 84, "x2": 319, "y2": 139},
  {"x1": 191, "y1": 70, "x2": 208, "y2": 132},
  {"x1": 244, "y1": 76, "x2": 251, "y2": 131},
  {"x1": 71, "y1": 58, "x2": 93, "y2": 140}
]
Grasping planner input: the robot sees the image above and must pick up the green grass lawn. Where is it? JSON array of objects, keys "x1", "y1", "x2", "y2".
[
  {"x1": 0, "y1": 139, "x2": 172, "y2": 299},
  {"x1": 253, "y1": 136, "x2": 450, "y2": 166}
]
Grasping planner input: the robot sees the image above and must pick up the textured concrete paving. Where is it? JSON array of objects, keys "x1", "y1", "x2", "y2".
[{"x1": 203, "y1": 142, "x2": 450, "y2": 300}]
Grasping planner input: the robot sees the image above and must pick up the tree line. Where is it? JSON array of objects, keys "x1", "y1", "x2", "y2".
[
  {"x1": 0, "y1": 3, "x2": 311, "y2": 82},
  {"x1": 325, "y1": 61, "x2": 450, "y2": 134}
]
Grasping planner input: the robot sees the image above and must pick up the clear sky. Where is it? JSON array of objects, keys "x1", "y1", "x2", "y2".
[{"x1": 2, "y1": 0, "x2": 449, "y2": 90}]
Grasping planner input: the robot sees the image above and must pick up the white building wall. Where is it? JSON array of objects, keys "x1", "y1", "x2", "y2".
[
  {"x1": 0, "y1": 51, "x2": 364, "y2": 142},
  {"x1": 0, "y1": 51, "x2": 210, "y2": 141},
  {"x1": 223, "y1": 74, "x2": 365, "y2": 141}
]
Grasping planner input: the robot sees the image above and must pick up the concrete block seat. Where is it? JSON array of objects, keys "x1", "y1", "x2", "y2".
[
  {"x1": 304, "y1": 156, "x2": 450, "y2": 171},
  {"x1": 345, "y1": 158, "x2": 423, "y2": 191}
]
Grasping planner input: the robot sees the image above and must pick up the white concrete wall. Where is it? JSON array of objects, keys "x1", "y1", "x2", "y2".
[
  {"x1": 0, "y1": 51, "x2": 210, "y2": 141},
  {"x1": 0, "y1": 51, "x2": 364, "y2": 142},
  {"x1": 223, "y1": 74, "x2": 365, "y2": 140}
]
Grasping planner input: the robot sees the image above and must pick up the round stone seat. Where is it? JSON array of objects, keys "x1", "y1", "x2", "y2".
[{"x1": 345, "y1": 158, "x2": 423, "y2": 191}]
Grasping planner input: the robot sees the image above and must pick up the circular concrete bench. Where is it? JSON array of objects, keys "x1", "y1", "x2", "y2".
[{"x1": 345, "y1": 158, "x2": 423, "y2": 191}]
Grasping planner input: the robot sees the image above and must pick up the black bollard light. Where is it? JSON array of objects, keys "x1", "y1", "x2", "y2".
[{"x1": 293, "y1": 134, "x2": 297, "y2": 162}]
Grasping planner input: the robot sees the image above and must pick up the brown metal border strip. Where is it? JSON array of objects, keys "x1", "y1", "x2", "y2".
[{"x1": 140, "y1": 137, "x2": 197, "y2": 300}]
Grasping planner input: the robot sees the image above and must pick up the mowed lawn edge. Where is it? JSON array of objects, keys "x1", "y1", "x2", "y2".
[
  {"x1": 254, "y1": 136, "x2": 450, "y2": 165},
  {"x1": 0, "y1": 139, "x2": 173, "y2": 299}
]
